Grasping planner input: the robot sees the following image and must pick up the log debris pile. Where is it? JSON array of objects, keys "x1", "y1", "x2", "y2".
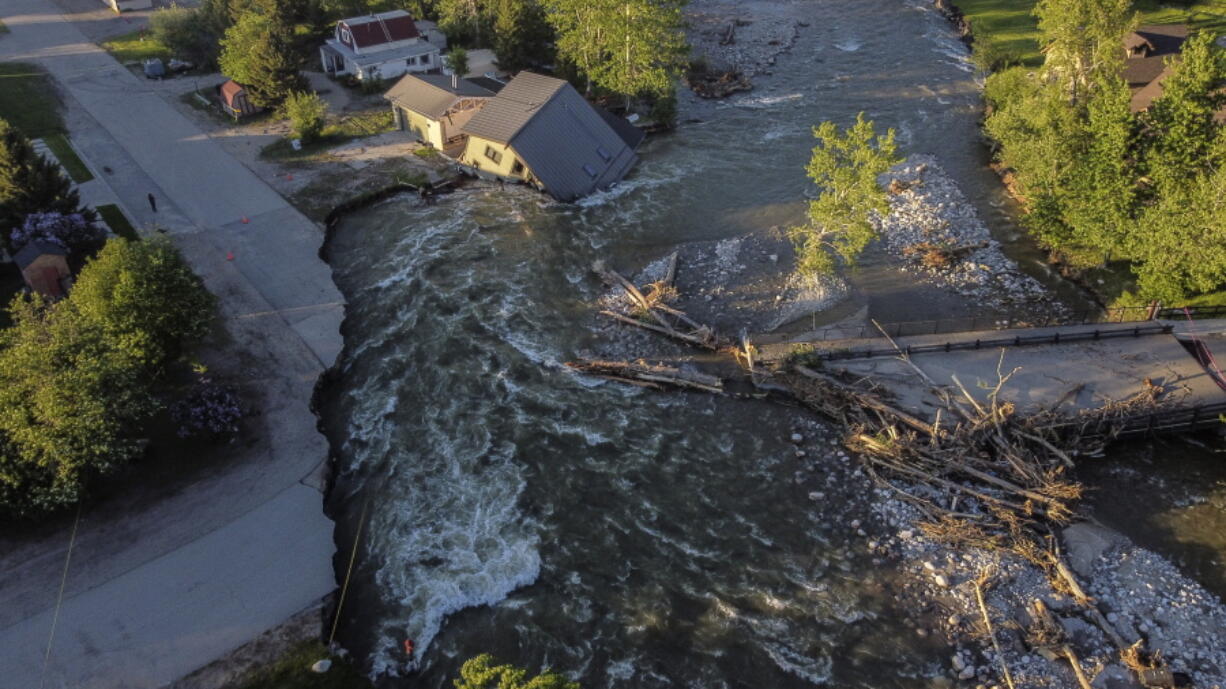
[{"x1": 575, "y1": 262, "x2": 1178, "y2": 688}]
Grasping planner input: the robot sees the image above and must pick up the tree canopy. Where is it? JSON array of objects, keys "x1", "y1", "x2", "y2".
[
  {"x1": 218, "y1": 10, "x2": 307, "y2": 108},
  {"x1": 0, "y1": 118, "x2": 88, "y2": 248},
  {"x1": 453, "y1": 655, "x2": 579, "y2": 689},
  {"x1": 787, "y1": 113, "x2": 902, "y2": 277}
]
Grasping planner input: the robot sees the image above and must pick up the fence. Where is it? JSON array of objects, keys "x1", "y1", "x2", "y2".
[
  {"x1": 809, "y1": 323, "x2": 1173, "y2": 362},
  {"x1": 806, "y1": 304, "x2": 1226, "y2": 342},
  {"x1": 1054, "y1": 401, "x2": 1226, "y2": 439}
]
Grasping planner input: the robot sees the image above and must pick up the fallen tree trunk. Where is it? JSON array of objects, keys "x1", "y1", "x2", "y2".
[{"x1": 566, "y1": 359, "x2": 724, "y2": 393}]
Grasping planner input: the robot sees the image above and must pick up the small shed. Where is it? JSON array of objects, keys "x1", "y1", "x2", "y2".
[
  {"x1": 14, "y1": 240, "x2": 71, "y2": 298},
  {"x1": 218, "y1": 80, "x2": 263, "y2": 119}
]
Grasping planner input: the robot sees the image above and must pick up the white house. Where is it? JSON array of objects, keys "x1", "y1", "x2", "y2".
[{"x1": 319, "y1": 10, "x2": 445, "y2": 83}]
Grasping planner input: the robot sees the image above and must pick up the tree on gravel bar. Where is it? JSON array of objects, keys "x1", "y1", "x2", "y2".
[
  {"x1": 453, "y1": 654, "x2": 579, "y2": 689},
  {"x1": 788, "y1": 113, "x2": 901, "y2": 277},
  {"x1": 218, "y1": 10, "x2": 307, "y2": 108},
  {"x1": 0, "y1": 118, "x2": 89, "y2": 249}
]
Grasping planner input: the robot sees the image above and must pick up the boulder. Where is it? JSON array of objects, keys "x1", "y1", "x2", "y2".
[{"x1": 1062, "y1": 522, "x2": 1123, "y2": 577}]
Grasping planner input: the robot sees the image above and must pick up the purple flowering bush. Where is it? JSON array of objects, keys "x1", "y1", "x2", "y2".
[
  {"x1": 171, "y1": 379, "x2": 244, "y2": 440},
  {"x1": 11, "y1": 212, "x2": 107, "y2": 255}
]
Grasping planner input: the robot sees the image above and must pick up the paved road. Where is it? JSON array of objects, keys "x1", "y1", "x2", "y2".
[{"x1": 0, "y1": 2, "x2": 345, "y2": 687}]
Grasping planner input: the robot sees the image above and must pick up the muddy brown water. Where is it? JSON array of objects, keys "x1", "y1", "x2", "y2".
[{"x1": 318, "y1": 1, "x2": 1226, "y2": 686}]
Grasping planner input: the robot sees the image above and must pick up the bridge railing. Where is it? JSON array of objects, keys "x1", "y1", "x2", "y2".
[
  {"x1": 811, "y1": 324, "x2": 1173, "y2": 362},
  {"x1": 1052, "y1": 400, "x2": 1226, "y2": 439},
  {"x1": 808, "y1": 304, "x2": 1226, "y2": 342}
]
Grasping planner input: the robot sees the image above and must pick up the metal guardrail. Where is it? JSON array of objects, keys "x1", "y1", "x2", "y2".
[
  {"x1": 810, "y1": 324, "x2": 1174, "y2": 362},
  {"x1": 1054, "y1": 401, "x2": 1226, "y2": 439},
  {"x1": 808, "y1": 304, "x2": 1226, "y2": 342}
]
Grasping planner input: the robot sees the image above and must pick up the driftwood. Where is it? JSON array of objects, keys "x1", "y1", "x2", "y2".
[
  {"x1": 974, "y1": 569, "x2": 1017, "y2": 689},
  {"x1": 595, "y1": 261, "x2": 725, "y2": 350},
  {"x1": 566, "y1": 359, "x2": 724, "y2": 393}
]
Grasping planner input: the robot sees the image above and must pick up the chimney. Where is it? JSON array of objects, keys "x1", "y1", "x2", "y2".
[{"x1": 452, "y1": 73, "x2": 458, "y2": 89}]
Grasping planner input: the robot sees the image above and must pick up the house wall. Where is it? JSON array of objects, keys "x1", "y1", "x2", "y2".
[
  {"x1": 21, "y1": 255, "x2": 69, "y2": 297},
  {"x1": 460, "y1": 136, "x2": 531, "y2": 181},
  {"x1": 350, "y1": 50, "x2": 439, "y2": 82},
  {"x1": 401, "y1": 108, "x2": 445, "y2": 148}
]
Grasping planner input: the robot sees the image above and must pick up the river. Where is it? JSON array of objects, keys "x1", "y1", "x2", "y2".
[{"x1": 317, "y1": 1, "x2": 1172, "y2": 686}]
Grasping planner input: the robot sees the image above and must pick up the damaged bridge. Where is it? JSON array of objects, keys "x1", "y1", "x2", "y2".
[{"x1": 756, "y1": 309, "x2": 1226, "y2": 439}]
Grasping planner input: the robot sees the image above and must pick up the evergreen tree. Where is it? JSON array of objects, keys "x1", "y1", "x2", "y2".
[
  {"x1": 218, "y1": 10, "x2": 308, "y2": 108},
  {"x1": 1139, "y1": 31, "x2": 1226, "y2": 193},
  {"x1": 543, "y1": 0, "x2": 688, "y2": 103},
  {"x1": 1034, "y1": 0, "x2": 1135, "y2": 103},
  {"x1": 437, "y1": 0, "x2": 486, "y2": 45},
  {"x1": 787, "y1": 113, "x2": 902, "y2": 276},
  {"x1": 490, "y1": 0, "x2": 552, "y2": 73},
  {"x1": 0, "y1": 119, "x2": 88, "y2": 248}
]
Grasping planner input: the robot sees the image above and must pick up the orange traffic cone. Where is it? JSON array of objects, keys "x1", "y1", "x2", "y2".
[
  {"x1": 240, "y1": 216, "x2": 250, "y2": 224},
  {"x1": 226, "y1": 251, "x2": 235, "y2": 261}
]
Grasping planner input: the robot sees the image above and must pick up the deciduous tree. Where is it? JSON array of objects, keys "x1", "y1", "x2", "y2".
[
  {"x1": 453, "y1": 654, "x2": 579, "y2": 689},
  {"x1": 787, "y1": 113, "x2": 901, "y2": 277},
  {"x1": 1034, "y1": 0, "x2": 1135, "y2": 103}
]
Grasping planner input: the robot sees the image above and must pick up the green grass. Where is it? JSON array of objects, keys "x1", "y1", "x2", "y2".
[
  {"x1": 260, "y1": 110, "x2": 396, "y2": 161},
  {"x1": 960, "y1": 0, "x2": 1226, "y2": 67},
  {"x1": 96, "y1": 204, "x2": 138, "y2": 241},
  {"x1": 43, "y1": 134, "x2": 94, "y2": 183},
  {"x1": 0, "y1": 63, "x2": 65, "y2": 138},
  {"x1": 100, "y1": 28, "x2": 171, "y2": 66},
  {"x1": 227, "y1": 641, "x2": 372, "y2": 689}
]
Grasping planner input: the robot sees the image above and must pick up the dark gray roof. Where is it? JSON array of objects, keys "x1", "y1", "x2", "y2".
[
  {"x1": 459, "y1": 71, "x2": 567, "y2": 143},
  {"x1": 13, "y1": 240, "x2": 66, "y2": 270},
  {"x1": 468, "y1": 76, "x2": 506, "y2": 93},
  {"x1": 595, "y1": 106, "x2": 646, "y2": 150},
  {"x1": 384, "y1": 74, "x2": 495, "y2": 119}
]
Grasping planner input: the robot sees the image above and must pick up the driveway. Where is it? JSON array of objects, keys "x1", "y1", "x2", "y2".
[{"x1": 0, "y1": 2, "x2": 344, "y2": 688}]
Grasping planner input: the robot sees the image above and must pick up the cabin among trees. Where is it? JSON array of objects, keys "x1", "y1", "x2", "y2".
[
  {"x1": 1124, "y1": 24, "x2": 1226, "y2": 122},
  {"x1": 319, "y1": 10, "x2": 446, "y2": 83}
]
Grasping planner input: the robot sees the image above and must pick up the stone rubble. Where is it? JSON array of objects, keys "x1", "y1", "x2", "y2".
[{"x1": 872, "y1": 155, "x2": 1060, "y2": 316}]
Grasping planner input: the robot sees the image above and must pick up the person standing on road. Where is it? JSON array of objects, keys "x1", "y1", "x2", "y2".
[{"x1": 148, "y1": 193, "x2": 158, "y2": 213}]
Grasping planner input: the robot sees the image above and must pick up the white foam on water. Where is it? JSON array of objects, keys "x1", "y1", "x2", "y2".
[
  {"x1": 834, "y1": 38, "x2": 863, "y2": 52},
  {"x1": 763, "y1": 642, "x2": 834, "y2": 685},
  {"x1": 730, "y1": 93, "x2": 805, "y2": 109}
]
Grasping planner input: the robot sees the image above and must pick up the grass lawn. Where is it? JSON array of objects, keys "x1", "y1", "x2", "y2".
[
  {"x1": 43, "y1": 133, "x2": 94, "y2": 183},
  {"x1": 260, "y1": 110, "x2": 395, "y2": 161},
  {"x1": 959, "y1": 0, "x2": 1226, "y2": 65},
  {"x1": 96, "y1": 204, "x2": 139, "y2": 241},
  {"x1": 101, "y1": 28, "x2": 171, "y2": 66},
  {"x1": 0, "y1": 62, "x2": 65, "y2": 137},
  {"x1": 227, "y1": 641, "x2": 371, "y2": 689}
]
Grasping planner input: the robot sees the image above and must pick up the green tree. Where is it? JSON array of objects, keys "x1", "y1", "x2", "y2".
[
  {"x1": 0, "y1": 119, "x2": 87, "y2": 247},
  {"x1": 437, "y1": 0, "x2": 486, "y2": 44},
  {"x1": 544, "y1": 0, "x2": 688, "y2": 104},
  {"x1": 70, "y1": 238, "x2": 216, "y2": 373},
  {"x1": 1034, "y1": 0, "x2": 1134, "y2": 103},
  {"x1": 1129, "y1": 132, "x2": 1226, "y2": 302},
  {"x1": 282, "y1": 91, "x2": 328, "y2": 142},
  {"x1": 218, "y1": 11, "x2": 308, "y2": 108},
  {"x1": 787, "y1": 113, "x2": 902, "y2": 276},
  {"x1": 150, "y1": 6, "x2": 223, "y2": 69},
  {"x1": 445, "y1": 45, "x2": 470, "y2": 76},
  {"x1": 490, "y1": 0, "x2": 553, "y2": 73},
  {"x1": 0, "y1": 295, "x2": 155, "y2": 516},
  {"x1": 453, "y1": 654, "x2": 579, "y2": 689},
  {"x1": 1139, "y1": 31, "x2": 1226, "y2": 193}
]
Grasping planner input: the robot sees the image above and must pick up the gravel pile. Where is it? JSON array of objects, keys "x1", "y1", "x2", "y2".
[
  {"x1": 685, "y1": 0, "x2": 803, "y2": 77},
  {"x1": 872, "y1": 155, "x2": 1057, "y2": 315},
  {"x1": 862, "y1": 488, "x2": 1226, "y2": 689}
]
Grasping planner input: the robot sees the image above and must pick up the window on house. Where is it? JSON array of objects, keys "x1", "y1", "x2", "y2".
[
  {"x1": 511, "y1": 159, "x2": 524, "y2": 175},
  {"x1": 596, "y1": 146, "x2": 611, "y2": 161},
  {"x1": 420, "y1": 54, "x2": 430, "y2": 64},
  {"x1": 582, "y1": 163, "x2": 598, "y2": 178},
  {"x1": 339, "y1": 27, "x2": 352, "y2": 44},
  {"x1": 484, "y1": 146, "x2": 503, "y2": 164},
  {"x1": 406, "y1": 56, "x2": 417, "y2": 66}
]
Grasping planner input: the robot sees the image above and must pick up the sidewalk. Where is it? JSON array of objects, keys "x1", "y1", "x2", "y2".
[{"x1": 0, "y1": 2, "x2": 345, "y2": 687}]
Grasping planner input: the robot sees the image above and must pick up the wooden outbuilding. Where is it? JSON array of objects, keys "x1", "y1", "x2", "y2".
[
  {"x1": 14, "y1": 240, "x2": 71, "y2": 298},
  {"x1": 218, "y1": 80, "x2": 263, "y2": 119}
]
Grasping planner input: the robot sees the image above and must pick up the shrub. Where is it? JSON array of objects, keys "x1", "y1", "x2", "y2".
[
  {"x1": 649, "y1": 89, "x2": 678, "y2": 129},
  {"x1": 171, "y1": 378, "x2": 243, "y2": 440},
  {"x1": 10, "y1": 211, "x2": 106, "y2": 258},
  {"x1": 149, "y1": 6, "x2": 220, "y2": 68},
  {"x1": 445, "y1": 46, "x2": 469, "y2": 77},
  {"x1": 282, "y1": 91, "x2": 328, "y2": 142}
]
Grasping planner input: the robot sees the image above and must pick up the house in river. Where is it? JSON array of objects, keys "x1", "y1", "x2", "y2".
[
  {"x1": 384, "y1": 74, "x2": 501, "y2": 152},
  {"x1": 456, "y1": 72, "x2": 645, "y2": 201},
  {"x1": 319, "y1": 10, "x2": 445, "y2": 83}
]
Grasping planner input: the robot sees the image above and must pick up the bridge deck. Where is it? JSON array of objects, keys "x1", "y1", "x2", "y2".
[{"x1": 761, "y1": 319, "x2": 1226, "y2": 423}]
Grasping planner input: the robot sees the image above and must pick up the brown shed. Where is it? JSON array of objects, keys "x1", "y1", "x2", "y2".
[
  {"x1": 14, "y1": 240, "x2": 70, "y2": 298},
  {"x1": 218, "y1": 80, "x2": 263, "y2": 119}
]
